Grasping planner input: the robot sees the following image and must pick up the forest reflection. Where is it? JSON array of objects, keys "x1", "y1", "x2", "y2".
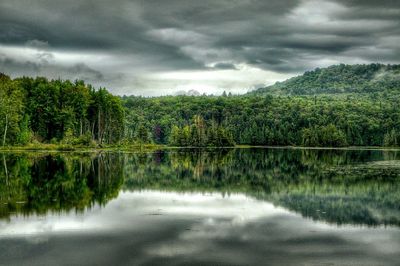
[{"x1": 1, "y1": 148, "x2": 400, "y2": 226}]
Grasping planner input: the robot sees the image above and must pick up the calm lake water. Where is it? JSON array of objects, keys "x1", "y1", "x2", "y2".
[{"x1": 1, "y1": 148, "x2": 400, "y2": 266}]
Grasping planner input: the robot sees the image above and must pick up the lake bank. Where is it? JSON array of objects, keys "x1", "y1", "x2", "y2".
[{"x1": 1, "y1": 143, "x2": 400, "y2": 152}]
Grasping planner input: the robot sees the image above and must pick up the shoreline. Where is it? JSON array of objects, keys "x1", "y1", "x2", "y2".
[{"x1": 1, "y1": 144, "x2": 400, "y2": 152}]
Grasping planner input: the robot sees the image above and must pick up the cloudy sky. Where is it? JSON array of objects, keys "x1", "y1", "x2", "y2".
[{"x1": 0, "y1": 0, "x2": 399, "y2": 96}]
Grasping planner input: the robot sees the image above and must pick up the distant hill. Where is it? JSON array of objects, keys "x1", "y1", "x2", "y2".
[
  {"x1": 174, "y1": 89, "x2": 201, "y2": 96},
  {"x1": 250, "y1": 64, "x2": 400, "y2": 95}
]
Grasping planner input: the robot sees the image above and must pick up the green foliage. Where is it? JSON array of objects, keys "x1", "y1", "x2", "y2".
[
  {"x1": 89, "y1": 88, "x2": 125, "y2": 144},
  {"x1": 168, "y1": 115, "x2": 235, "y2": 147},
  {"x1": 302, "y1": 124, "x2": 347, "y2": 147},
  {"x1": 384, "y1": 129, "x2": 400, "y2": 147},
  {"x1": 0, "y1": 74, "x2": 124, "y2": 146},
  {"x1": 0, "y1": 74, "x2": 24, "y2": 146},
  {"x1": 62, "y1": 130, "x2": 94, "y2": 146},
  {"x1": 17, "y1": 115, "x2": 32, "y2": 145},
  {"x1": 252, "y1": 63, "x2": 400, "y2": 96},
  {"x1": 136, "y1": 124, "x2": 150, "y2": 143},
  {"x1": 122, "y1": 92, "x2": 399, "y2": 147}
]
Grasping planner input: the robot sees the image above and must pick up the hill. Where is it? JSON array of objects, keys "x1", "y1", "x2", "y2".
[{"x1": 251, "y1": 63, "x2": 400, "y2": 96}]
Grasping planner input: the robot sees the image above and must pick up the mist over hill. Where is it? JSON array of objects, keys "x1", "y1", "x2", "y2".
[
  {"x1": 174, "y1": 89, "x2": 201, "y2": 96},
  {"x1": 251, "y1": 64, "x2": 400, "y2": 96}
]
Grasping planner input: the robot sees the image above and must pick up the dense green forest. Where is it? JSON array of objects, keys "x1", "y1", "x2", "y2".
[
  {"x1": 1, "y1": 63, "x2": 400, "y2": 147},
  {"x1": 123, "y1": 94, "x2": 392, "y2": 147},
  {"x1": 0, "y1": 73, "x2": 124, "y2": 146}
]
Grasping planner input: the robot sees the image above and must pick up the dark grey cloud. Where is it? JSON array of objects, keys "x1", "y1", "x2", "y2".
[
  {"x1": 212, "y1": 62, "x2": 238, "y2": 70},
  {"x1": 0, "y1": 52, "x2": 105, "y2": 83},
  {"x1": 0, "y1": 0, "x2": 399, "y2": 95}
]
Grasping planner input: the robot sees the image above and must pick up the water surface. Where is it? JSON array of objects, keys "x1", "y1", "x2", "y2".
[{"x1": 1, "y1": 149, "x2": 400, "y2": 265}]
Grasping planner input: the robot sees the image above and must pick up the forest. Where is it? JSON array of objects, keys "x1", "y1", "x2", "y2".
[
  {"x1": 1, "y1": 63, "x2": 400, "y2": 148},
  {"x1": 0, "y1": 73, "x2": 124, "y2": 147}
]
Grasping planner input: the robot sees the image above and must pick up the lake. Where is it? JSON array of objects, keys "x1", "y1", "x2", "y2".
[{"x1": 1, "y1": 148, "x2": 400, "y2": 266}]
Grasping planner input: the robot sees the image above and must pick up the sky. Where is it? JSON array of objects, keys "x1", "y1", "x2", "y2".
[{"x1": 0, "y1": 0, "x2": 399, "y2": 96}]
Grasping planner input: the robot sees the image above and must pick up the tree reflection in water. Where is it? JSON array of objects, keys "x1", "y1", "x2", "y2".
[{"x1": 1, "y1": 148, "x2": 400, "y2": 226}]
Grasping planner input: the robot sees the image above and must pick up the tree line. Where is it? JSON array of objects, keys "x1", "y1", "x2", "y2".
[
  {"x1": 1, "y1": 72, "x2": 400, "y2": 147},
  {"x1": 122, "y1": 93, "x2": 400, "y2": 147},
  {"x1": 0, "y1": 73, "x2": 124, "y2": 146}
]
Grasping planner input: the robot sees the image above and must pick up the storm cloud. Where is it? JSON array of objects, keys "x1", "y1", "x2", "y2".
[{"x1": 0, "y1": 0, "x2": 399, "y2": 95}]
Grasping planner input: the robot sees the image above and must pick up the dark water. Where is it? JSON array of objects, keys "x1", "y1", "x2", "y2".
[{"x1": 1, "y1": 148, "x2": 400, "y2": 266}]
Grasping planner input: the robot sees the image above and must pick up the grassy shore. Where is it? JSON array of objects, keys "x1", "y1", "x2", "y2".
[
  {"x1": 1, "y1": 143, "x2": 399, "y2": 152},
  {"x1": 0, "y1": 143, "x2": 166, "y2": 152},
  {"x1": 234, "y1": 145, "x2": 400, "y2": 151}
]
